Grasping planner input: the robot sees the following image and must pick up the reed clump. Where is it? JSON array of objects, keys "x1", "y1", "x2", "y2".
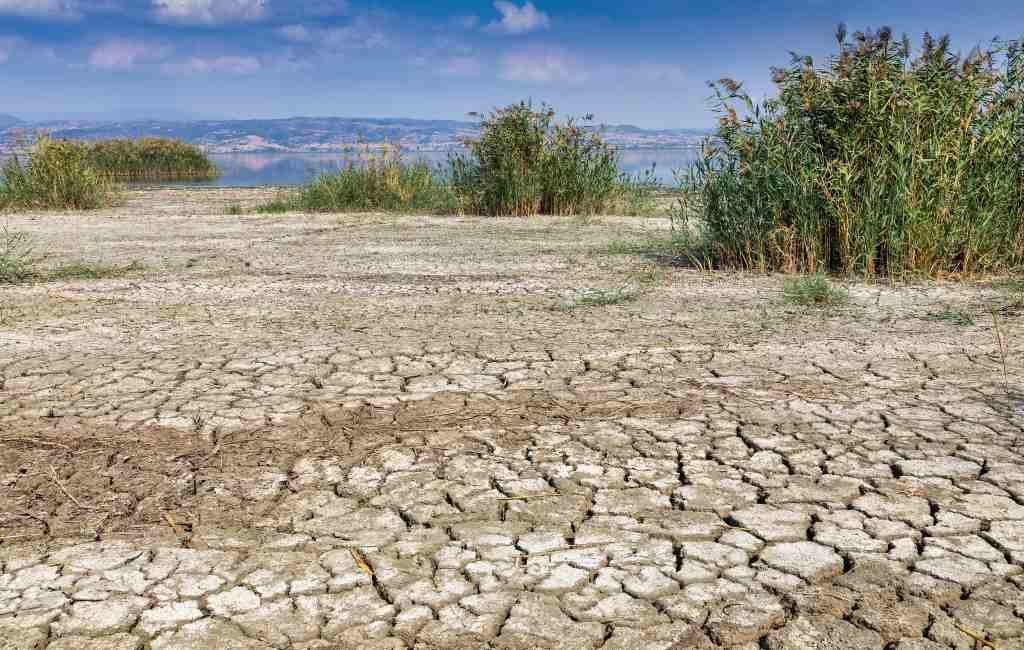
[
  {"x1": 449, "y1": 102, "x2": 630, "y2": 216},
  {"x1": 259, "y1": 144, "x2": 456, "y2": 213},
  {"x1": 83, "y1": 138, "x2": 219, "y2": 182},
  {"x1": 0, "y1": 136, "x2": 118, "y2": 210},
  {"x1": 257, "y1": 102, "x2": 659, "y2": 217},
  {"x1": 681, "y1": 27, "x2": 1024, "y2": 277}
]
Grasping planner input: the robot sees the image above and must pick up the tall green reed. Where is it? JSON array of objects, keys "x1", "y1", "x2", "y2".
[
  {"x1": 683, "y1": 27, "x2": 1024, "y2": 277},
  {"x1": 449, "y1": 102, "x2": 639, "y2": 216}
]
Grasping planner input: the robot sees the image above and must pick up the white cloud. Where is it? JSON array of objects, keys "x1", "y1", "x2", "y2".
[
  {"x1": 276, "y1": 24, "x2": 311, "y2": 42},
  {"x1": 499, "y1": 49, "x2": 584, "y2": 83},
  {"x1": 162, "y1": 55, "x2": 260, "y2": 74},
  {"x1": 276, "y1": 20, "x2": 386, "y2": 51},
  {"x1": 438, "y1": 56, "x2": 482, "y2": 77},
  {"x1": 297, "y1": 0, "x2": 347, "y2": 17},
  {"x1": 88, "y1": 39, "x2": 169, "y2": 69},
  {"x1": 0, "y1": 0, "x2": 78, "y2": 18},
  {"x1": 153, "y1": 0, "x2": 266, "y2": 24},
  {"x1": 593, "y1": 62, "x2": 688, "y2": 85},
  {"x1": 486, "y1": 1, "x2": 549, "y2": 35}
]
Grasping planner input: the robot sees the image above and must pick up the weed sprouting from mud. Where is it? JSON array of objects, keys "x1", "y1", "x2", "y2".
[{"x1": 782, "y1": 274, "x2": 848, "y2": 306}]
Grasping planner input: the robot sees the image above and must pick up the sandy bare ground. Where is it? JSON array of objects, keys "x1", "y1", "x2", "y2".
[{"x1": 1, "y1": 188, "x2": 1023, "y2": 649}]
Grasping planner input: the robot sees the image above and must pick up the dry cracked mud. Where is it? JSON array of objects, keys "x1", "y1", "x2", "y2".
[{"x1": 1, "y1": 187, "x2": 1023, "y2": 649}]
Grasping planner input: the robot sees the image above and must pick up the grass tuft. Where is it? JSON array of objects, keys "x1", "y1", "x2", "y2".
[
  {"x1": 0, "y1": 227, "x2": 37, "y2": 283},
  {"x1": 48, "y1": 259, "x2": 145, "y2": 281},
  {"x1": 782, "y1": 274, "x2": 848, "y2": 306},
  {"x1": 922, "y1": 306, "x2": 975, "y2": 326}
]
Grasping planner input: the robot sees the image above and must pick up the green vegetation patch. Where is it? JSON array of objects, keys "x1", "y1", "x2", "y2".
[
  {"x1": 48, "y1": 259, "x2": 145, "y2": 281},
  {"x1": 0, "y1": 227, "x2": 37, "y2": 283},
  {"x1": 782, "y1": 274, "x2": 848, "y2": 307},
  {"x1": 258, "y1": 146, "x2": 456, "y2": 214},
  {"x1": 0, "y1": 136, "x2": 217, "y2": 211},
  {"x1": 1, "y1": 136, "x2": 119, "y2": 210},
  {"x1": 679, "y1": 28, "x2": 1024, "y2": 277},
  {"x1": 82, "y1": 138, "x2": 219, "y2": 182},
  {"x1": 450, "y1": 102, "x2": 656, "y2": 217},
  {"x1": 258, "y1": 102, "x2": 664, "y2": 217}
]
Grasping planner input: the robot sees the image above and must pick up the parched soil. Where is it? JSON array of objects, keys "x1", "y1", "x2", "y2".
[{"x1": 1, "y1": 188, "x2": 1023, "y2": 649}]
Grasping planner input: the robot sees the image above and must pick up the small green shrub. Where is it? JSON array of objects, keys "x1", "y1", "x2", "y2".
[
  {"x1": 0, "y1": 136, "x2": 119, "y2": 210},
  {"x1": 782, "y1": 274, "x2": 848, "y2": 306},
  {"x1": 259, "y1": 145, "x2": 455, "y2": 214},
  {"x1": 449, "y1": 102, "x2": 624, "y2": 216},
  {"x1": 682, "y1": 27, "x2": 1024, "y2": 277},
  {"x1": 0, "y1": 227, "x2": 37, "y2": 283}
]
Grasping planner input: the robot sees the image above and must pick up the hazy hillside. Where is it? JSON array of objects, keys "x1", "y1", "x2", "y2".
[
  {"x1": 0, "y1": 114, "x2": 22, "y2": 130},
  {"x1": 0, "y1": 116, "x2": 709, "y2": 154}
]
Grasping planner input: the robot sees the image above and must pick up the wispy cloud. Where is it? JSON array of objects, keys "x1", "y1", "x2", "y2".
[
  {"x1": 438, "y1": 55, "x2": 483, "y2": 77},
  {"x1": 275, "y1": 19, "x2": 386, "y2": 51},
  {"x1": 88, "y1": 38, "x2": 170, "y2": 69},
  {"x1": 499, "y1": 49, "x2": 584, "y2": 83},
  {"x1": 0, "y1": 0, "x2": 78, "y2": 19},
  {"x1": 152, "y1": 0, "x2": 266, "y2": 25},
  {"x1": 485, "y1": 1, "x2": 549, "y2": 35},
  {"x1": 0, "y1": 34, "x2": 58, "y2": 63},
  {"x1": 161, "y1": 54, "x2": 260, "y2": 74}
]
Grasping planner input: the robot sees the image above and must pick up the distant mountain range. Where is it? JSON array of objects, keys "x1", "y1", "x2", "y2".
[
  {"x1": 0, "y1": 116, "x2": 710, "y2": 154},
  {"x1": 0, "y1": 114, "x2": 22, "y2": 131}
]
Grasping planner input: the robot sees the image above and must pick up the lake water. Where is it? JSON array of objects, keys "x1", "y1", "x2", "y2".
[{"x1": 181, "y1": 149, "x2": 701, "y2": 187}]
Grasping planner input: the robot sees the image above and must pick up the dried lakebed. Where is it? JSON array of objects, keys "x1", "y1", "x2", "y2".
[{"x1": 1, "y1": 188, "x2": 1023, "y2": 649}]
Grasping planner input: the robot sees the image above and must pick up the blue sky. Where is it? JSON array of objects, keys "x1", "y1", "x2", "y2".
[{"x1": 1, "y1": 0, "x2": 1023, "y2": 127}]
